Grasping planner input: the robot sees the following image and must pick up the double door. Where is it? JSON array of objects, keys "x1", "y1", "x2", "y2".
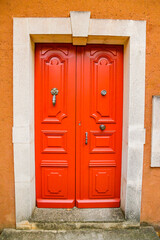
[{"x1": 35, "y1": 44, "x2": 123, "y2": 208}]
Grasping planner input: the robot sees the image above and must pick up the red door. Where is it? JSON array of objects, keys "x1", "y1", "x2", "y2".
[
  {"x1": 76, "y1": 45, "x2": 123, "y2": 207},
  {"x1": 35, "y1": 44, "x2": 123, "y2": 208},
  {"x1": 35, "y1": 44, "x2": 76, "y2": 207}
]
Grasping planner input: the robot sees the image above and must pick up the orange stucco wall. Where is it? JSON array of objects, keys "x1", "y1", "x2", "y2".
[{"x1": 0, "y1": 0, "x2": 160, "y2": 229}]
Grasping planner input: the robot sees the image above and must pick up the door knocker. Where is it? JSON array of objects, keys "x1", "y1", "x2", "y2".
[{"x1": 51, "y1": 88, "x2": 59, "y2": 106}]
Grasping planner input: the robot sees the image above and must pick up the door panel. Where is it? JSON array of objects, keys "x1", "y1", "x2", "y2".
[
  {"x1": 35, "y1": 44, "x2": 76, "y2": 208},
  {"x1": 76, "y1": 45, "x2": 123, "y2": 208}
]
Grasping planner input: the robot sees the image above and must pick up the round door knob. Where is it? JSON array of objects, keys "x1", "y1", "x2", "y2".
[
  {"x1": 101, "y1": 90, "x2": 107, "y2": 96},
  {"x1": 99, "y1": 124, "x2": 106, "y2": 131}
]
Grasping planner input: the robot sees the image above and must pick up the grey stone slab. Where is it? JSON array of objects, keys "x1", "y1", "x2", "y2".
[
  {"x1": 24, "y1": 221, "x2": 139, "y2": 231},
  {"x1": 30, "y1": 207, "x2": 124, "y2": 223},
  {"x1": 0, "y1": 227, "x2": 159, "y2": 240}
]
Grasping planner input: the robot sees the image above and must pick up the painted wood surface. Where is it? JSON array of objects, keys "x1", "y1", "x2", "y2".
[{"x1": 35, "y1": 44, "x2": 123, "y2": 208}]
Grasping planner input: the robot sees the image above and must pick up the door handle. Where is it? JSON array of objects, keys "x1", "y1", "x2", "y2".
[
  {"x1": 85, "y1": 132, "x2": 88, "y2": 145},
  {"x1": 99, "y1": 124, "x2": 106, "y2": 131},
  {"x1": 51, "y1": 88, "x2": 59, "y2": 106},
  {"x1": 101, "y1": 89, "x2": 107, "y2": 96}
]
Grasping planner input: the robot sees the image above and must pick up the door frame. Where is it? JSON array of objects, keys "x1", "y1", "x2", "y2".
[{"x1": 13, "y1": 12, "x2": 146, "y2": 223}]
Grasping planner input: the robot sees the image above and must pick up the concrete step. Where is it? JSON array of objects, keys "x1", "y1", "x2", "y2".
[
  {"x1": 15, "y1": 207, "x2": 128, "y2": 230},
  {"x1": 0, "y1": 227, "x2": 159, "y2": 240},
  {"x1": 16, "y1": 220, "x2": 140, "y2": 231},
  {"x1": 30, "y1": 207, "x2": 125, "y2": 223},
  {"x1": 16, "y1": 207, "x2": 139, "y2": 231}
]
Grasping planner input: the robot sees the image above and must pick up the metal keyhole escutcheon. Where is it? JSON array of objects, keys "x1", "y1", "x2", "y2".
[
  {"x1": 85, "y1": 132, "x2": 88, "y2": 145},
  {"x1": 99, "y1": 124, "x2": 106, "y2": 131},
  {"x1": 51, "y1": 88, "x2": 59, "y2": 105}
]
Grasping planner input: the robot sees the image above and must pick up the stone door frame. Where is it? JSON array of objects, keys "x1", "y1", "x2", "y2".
[{"x1": 13, "y1": 12, "x2": 146, "y2": 222}]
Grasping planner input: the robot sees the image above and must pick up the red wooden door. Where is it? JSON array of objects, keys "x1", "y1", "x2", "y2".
[
  {"x1": 35, "y1": 44, "x2": 123, "y2": 208},
  {"x1": 76, "y1": 45, "x2": 123, "y2": 208},
  {"x1": 35, "y1": 44, "x2": 76, "y2": 208}
]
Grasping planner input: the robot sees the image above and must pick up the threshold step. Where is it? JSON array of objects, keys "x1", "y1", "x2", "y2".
[{"x1": 30, "y1": 207, "x2": 124, "y2": 223}]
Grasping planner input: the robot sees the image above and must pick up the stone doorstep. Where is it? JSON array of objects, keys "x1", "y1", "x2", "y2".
[
  {"x1": 15, "y1": 208, "x2": 159, "y2": 237},
  {"x1": 2, "y1": 207, "x2": 160, "y2": 240},
  {"x1": 29, "y1": 207, "x2": 125, "y2": 223},
  {"x1": 0, "y1": 227, "x2": 159, "y2": 240},
  {"x1": 16, "y1": 207, "x2": 135, "y2": 230},
  {"x1": 16, "y1": 220, "x2": 140, "y2": 231}
]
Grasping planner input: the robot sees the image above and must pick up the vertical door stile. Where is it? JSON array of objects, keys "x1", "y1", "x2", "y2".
[{"x1": 76, "y1": 46, "x2": 83, "y2": 202}]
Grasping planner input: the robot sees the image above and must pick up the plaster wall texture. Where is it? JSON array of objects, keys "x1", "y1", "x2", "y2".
[{"x1": 0, "y1": 0, "x2": 160, "y2": 229}]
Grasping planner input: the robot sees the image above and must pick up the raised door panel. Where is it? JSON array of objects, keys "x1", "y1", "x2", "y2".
[
  {"x1": 90, "y1": 131, "x2": 116, "y2": 154},
  {"x1": 41, "y1": 49, "x2": 68, "y2": 123},
  {"x1": 89, "y1": 167, "x2": 115, "y2": 199},
  {"x1": 41, "y1": 130, "x2": 67, "y2": 154},
  {"x1": 90, "y1": 49, "x2": 117, "y2": 123},
  {"x1": 35, "y1": 44, "x2": 76, "y2": 208},
  {"x1": 42, "y1": 167, "x2": 68, "y2": 198}
]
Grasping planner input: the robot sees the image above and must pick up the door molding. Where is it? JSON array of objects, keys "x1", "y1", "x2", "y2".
[{"x1": 13, "y1": 12, "x2": 146, "y2": 222}]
